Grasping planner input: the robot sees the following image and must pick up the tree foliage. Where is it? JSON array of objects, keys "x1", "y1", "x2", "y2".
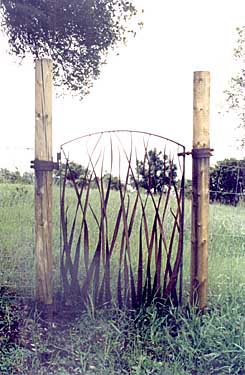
[
  {"x1": 103, "y1": 172, "x2": 122, "y2": 190},
  {"x1": 0, "y1": 0, "x2": 138, "y2": 97},
  {"x1": 55, "y1": 161, "x2": 90, "y2": 187},
  {"x1": 225, "y1": 26, "x2": 245, "y2": 147},
  {"x1": 56, "y1": 162, "x2": 123, "y2": 190},
  {"x1": 209, "y1": 158, "x2": 245, "y2": 205},
  {"x1": 131, "y1": 148, "x2": 178, "y2": 194},
  {"x1": 0, "y1": 168, "x2": 34, "y2": 184}
]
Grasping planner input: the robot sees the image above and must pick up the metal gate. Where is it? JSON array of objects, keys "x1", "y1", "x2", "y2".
[{"x1": 59, "y1": 130, "x2": 185, "y2": 309}]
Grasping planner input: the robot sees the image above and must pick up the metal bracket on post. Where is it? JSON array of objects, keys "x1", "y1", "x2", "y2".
[
  {"x1": 178, "y1": 148, "x2": 213, "y2": 158},
  {"x1": 192, "y1": 148, "x2": 213, "y2": 159},
  {"x1": 31, "y1": 152, "x2": 61, "y2": 172}
]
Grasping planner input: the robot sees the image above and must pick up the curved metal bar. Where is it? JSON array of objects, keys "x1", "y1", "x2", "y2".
[{"x1": 60, "y1": 129, "x2": 185, "y2": 150}]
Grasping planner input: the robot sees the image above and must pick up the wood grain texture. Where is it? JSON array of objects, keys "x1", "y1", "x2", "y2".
[
  {"x1": 190, "y1": 71, "x2": 210, "y2": 310},
  {"x1": 35, "y1": 59, "x2": 53, "y2": 305}
]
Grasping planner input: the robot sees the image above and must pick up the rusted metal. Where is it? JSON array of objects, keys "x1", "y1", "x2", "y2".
[
  {"x1": 192, "y1": 148, "x2": 213, "y2": 159},
  {"x1": 59, "y1": 130, "x2": 186, "y2": 308},
  {"x1": 178, "y1": 148, "x2": 213, "y2": 158},
  {"x1": 177, "y1": 151, "x2": 192, "y2": 157},
  {"x1": 60, "y1": 129, "x2": 185, "y2": 149},
  {"x1": 31, "y1": 153, "x2": 60, "y2": 171},
  {"x1": 178, "y1": 152, "x2": 185, "y2": 305}
]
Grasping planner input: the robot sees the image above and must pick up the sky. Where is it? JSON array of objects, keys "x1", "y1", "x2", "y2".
[{"x1": 0, "y1": 0, "x2": 244, "y2": 175}]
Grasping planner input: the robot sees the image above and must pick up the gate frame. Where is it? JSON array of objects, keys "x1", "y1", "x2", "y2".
[{"x1": 60, "y1": 129, "x2": 186, "y2": 306}]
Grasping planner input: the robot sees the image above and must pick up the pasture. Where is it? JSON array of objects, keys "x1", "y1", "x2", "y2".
[{"x1": 0, "y1": 183, "x2": 244, "y2": 374}]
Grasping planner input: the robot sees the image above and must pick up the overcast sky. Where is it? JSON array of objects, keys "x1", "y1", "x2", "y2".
[{"x1": 0, "y1": 0, "x2": 244, "y2": 174}]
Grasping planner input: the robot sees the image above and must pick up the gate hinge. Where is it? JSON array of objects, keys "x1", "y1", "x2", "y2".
[
  {"x1": 31, "y1": 153, "x2": 61, "y2": 172},
  {"x1": 178, "y1": 148, "x2": 213, "y2": 158},
  {"x1": 178, "y1": 151, "x2": 192, "y2": 157}
]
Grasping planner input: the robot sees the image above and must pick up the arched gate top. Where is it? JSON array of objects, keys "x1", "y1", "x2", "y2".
[{"x1": 60, "y1": 129, "x2": 186, "y2": 151}]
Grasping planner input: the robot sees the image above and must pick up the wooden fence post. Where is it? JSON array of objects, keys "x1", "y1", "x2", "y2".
[
  {"x1": 34, "y1": 59, "x2": 53, "y2": 308},
  {"x1": 190, "y1": 71, "x2": 211, "y2": 310}
]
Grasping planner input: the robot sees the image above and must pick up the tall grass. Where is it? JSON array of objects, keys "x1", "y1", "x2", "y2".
[
  {"x1": 0, "y1": 183, "x2": 244, "y2": 301},
  {"x1": 0, "y1": 184, "x2": 35, "y2": 295},
  {"x1": 0, "y1": 183, "x2": 244, "y2": 374}
]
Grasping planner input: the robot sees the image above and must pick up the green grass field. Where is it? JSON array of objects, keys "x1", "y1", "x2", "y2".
[{"x1": 0, "y1": 183, "x2": 244, "y2": 374}]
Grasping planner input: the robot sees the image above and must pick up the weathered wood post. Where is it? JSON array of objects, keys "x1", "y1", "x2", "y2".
[
  {"x1": 34, "y1": 59, "x2": 53, "y2": 309},
  {"x1": 190, "y1": 71, "x2": 211, "y2": 310}
]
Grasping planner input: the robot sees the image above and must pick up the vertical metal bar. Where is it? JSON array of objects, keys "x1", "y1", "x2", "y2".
[
  {"x1": 179, "y1": 148, "x2": 185, "y2": 305},
  {"x1": 59, "y1": 147, "x2": 63, "y2": 298}
]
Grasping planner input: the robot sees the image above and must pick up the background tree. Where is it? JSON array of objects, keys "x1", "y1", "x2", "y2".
[
  {"x1": 22, "y1": 171, "x2": 34, "y2": 184},
  {"x1": 103, "y1": 172, "x2": 122, "y2": 191},
  {"x1": 225, "y1": 26, "x2": 245, "y2": 147},
  {"x1": 131, "y1": 148, "x2": 178, "y2": 194},
  {"x1": 56, "y1": 162, "x2": 90, "y2": 187},
  {"x1": 209, "y1": 158, "x2": 245, "y2": 205},
  {"x1": 0, "y1": 0, "x2": 139, "y2": 97},
  {"x1": 0, "y1": 168, "x2": 34, "y2": 184},
  {"x1": 184, "y1": 179, "x2": 192, "y2": 200}
]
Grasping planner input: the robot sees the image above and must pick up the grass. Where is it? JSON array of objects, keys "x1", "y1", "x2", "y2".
[
  {"x1": 0, "y1": 183, "x2": 244, "y2": 374},
  {"x1": 1, "y1": 296, "x2": 244, "y2": 374}
]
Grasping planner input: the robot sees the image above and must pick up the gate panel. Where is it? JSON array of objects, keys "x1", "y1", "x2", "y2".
[{"x1": 59, "y1": 130, "x2": 185, "y2": 309}]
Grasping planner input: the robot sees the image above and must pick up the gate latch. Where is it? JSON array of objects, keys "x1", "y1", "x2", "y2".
[{"x1": 31, "y1": 153, "x2": 61, "y2": 172}]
